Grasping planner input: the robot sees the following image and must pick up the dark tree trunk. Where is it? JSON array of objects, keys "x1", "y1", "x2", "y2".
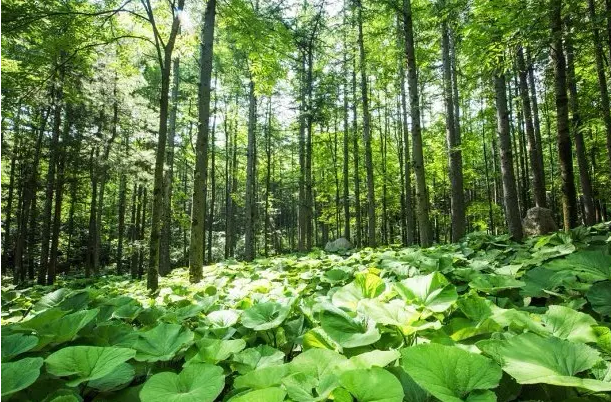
[
  {"x1": 244, "y1": 80, "x2": 257, "y2": 261},
  {"x1": 131, "y1": 184, "x2": 142, "y2": 279},
  {"x1": 160, "y1": 57, "x2": 180, "y2": 276},
  {"x1": 189, "y1": 0, "x2": 216, "y2": 282},
  {"x1": 402, "y1": 0, "x2": 432, "y2": 246},
  {"x1": 207, "y1": 85, "x2": 218, "y2": 263},
  {"x1": 352, "y1": 55, "x2": 362, "y2": 248},
  {"x1": 550, "y1": 0, "x2": 578, "y2": 230},
  {"x1": 565, "y1": 30, "x2": 596, "y2": 226},
  {"x1": 494, "y1": 72, "x2": 523, "y2": 241}
]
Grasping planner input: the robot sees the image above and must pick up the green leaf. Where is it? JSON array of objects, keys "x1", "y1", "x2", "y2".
[
  {"x1": 33, "y1": 288, "x2": 71, "y2": 311},
  {"x1": 1, "y1": 357, "x2": 44, "y2": 397},
  {"x1": 321, "y1": 309, "x2": 381, "y2": 348},
  {"x1": 339, "y1": 368, "x2": 404, "y2": 402},
  {"x1": 231, "y1": 345, "x2": 285, "y2": 374},
  {"x1": 234, "y1": 364, "x2": 290, "y2": 389},
  {"x1": 395, "y1": 272, "x2": 458, "y2": 312},
  {"x1": 541, "y1": 305, "x2": 597, "y2": 343},
  {"x1": 133, "y1": 323, "x2": 194, "y2": 362},
  {"x1": 546, "y1": 251, "x2": 611, "y2": 281},
  {"x1": 17, "y1": 308, "x2": 99, "y2": 348},
  {"x1": 45, "y1": 346, "x2": 136, "y2": 386},
  {"x1": 1, "y1": 333, "x2": 38, "y2": 361},
  {"x1": 357, "y1": 299, "x2": 419, "y2": 328},
  {"x1": 586, "y1": 281, "x2": 611, "y2": 316},
  {"x1": 478, "y1": 333, "x2": 611, "y2": 392},
  {"x1": 241, "y1": 302, "x2": 291, "y2": 331},
  {"x1": 88, "y1": 362, "x2": 135, "y2": 391},
  {"x1": 186, "y1": 338, "x2": 246, "y2": 365},
  {"x1": 140, "y1": 363, "x2": 225, "y2": 402},
  {"x1": 206, "y1": 309, "x2": 240, "y2": 328},
  {"x1": 469, "y1": 274, "x2": 525, "y2": 294},
  {"x1": 228, "y1": 387, "x2": 286, "y2": 402},
  {"x1": 401, "y1": 343, "x2": 502, "y2": 402}
]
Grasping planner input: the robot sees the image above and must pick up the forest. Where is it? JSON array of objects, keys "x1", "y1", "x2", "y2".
[{"x1": 1, "y1": 0, "x2": 611, "y2": 401}]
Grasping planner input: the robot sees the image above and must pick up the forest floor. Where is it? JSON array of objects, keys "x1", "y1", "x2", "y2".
[{"x1": 2, "y1": 224, "x2": 611, "y2": 401}]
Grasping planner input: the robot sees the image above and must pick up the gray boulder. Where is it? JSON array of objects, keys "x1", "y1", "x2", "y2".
[
  {"x1": 325, "y1": 237, "x2": 353, "y2": 253},
  {"x1": 522, "y1": 207, "x2": 558, "y2": 236}
]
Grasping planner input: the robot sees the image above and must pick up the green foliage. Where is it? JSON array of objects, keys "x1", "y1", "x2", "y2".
[{"x1": 2, "y1": 229, "x2": 611, "y2": 400}]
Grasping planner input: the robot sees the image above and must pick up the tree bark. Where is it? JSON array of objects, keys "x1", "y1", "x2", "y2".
[
  {"x1": 441, "y1": 18, "x2": 465, "y2": 242},
  {"x1": 160, "y1": 57, "x2": 180, "y2": 276},
  {"x1": 402, "y1": 0, "x2": 432, "y2": 246},
  {"x1": 244, "y1": 79, "x2": 257, "y2": 261},
  {"x1": 189, "y1": 0, "x2": 216, "y2": 283},
  {"x1": 145, "y1": 0, "x2": 186, "y2": 292},
  {"x1": 550, "y1": 0, "x2": 578, "y2": 230},
  {"x1": 588, "y1": 0, "x2": 611, "y2": 176},
  {"x1": 207, "y1": 84, "x2": 218, "y2": 263},
  {"x1": 494, "y1": 72, "x2": 524, "y2": 241},
  {"x1": 355, "y1": 0, "x2": 376, "y2": 247}
]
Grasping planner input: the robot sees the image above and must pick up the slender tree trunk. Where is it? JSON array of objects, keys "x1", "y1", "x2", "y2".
[
  {"x1": 264, "y1": 97, "x2": 272, "y2": 256},
  {"x1": 305, "y1": 50, "x2": 314, "y2": 250},
  {"x1": 3, "y1": 142, "x2": 17, "y2": 274},
  {"x1": 146, "y1": 0, "x2": 186, "y2": 291},
  {"x1": 352, "y1": 54, "x2": 362, "y2": 248},
  {"x1": 588, "y1": 0, "x2": 611, "y2": 175},
  {"x1": 244, "y1": 80, "x2": 257, "y2": 261},
  {"x1": 224, "y1": 103, "x2": 232, "y2": 259},
  {"x1": 355, "y1": 0, "x2": 376, "y2": 247},
  {"x1": 565, "y1": 31, "x2": 596, "y2": 226},
  {"x1": 38, "y1": 65, "x2": 64, "y2": 284},
  {"x1": 139, "y1": 187, "x2": 147, "y2": 278},
  {"x1": 116, "y1": 138, "x2": 128, "y2": 275},
  {"x1": 550, "y1": 0, "x2": 578, "y2": 230},
  {"x1": 207, "y1": 85, "x2": 218, "y2": 263},
  {"x1": 517, "y1": 47, "x2": 547, "y2": 208},
  {"x1": 160, "y1": 57, "x2": 180, "y2": 276},
  {"x1": 403, "y1": 0, "x2": 432, "y2": 246},
  {"x1": 189, "y1": 0, "x2": 216, "y2": 282},
  {"x1": 342, "y1": 57, "x2": 351, "y2": 241},
  {"x1": 441, "y1": 18, "x2": 465, "y2": 241},
  {"x1": 47, "y1": 106, "x2": 72, "y2": 284},
  {"x1": 494, "y1": 72, "x2": 524, "y2": 241},
  {"x1": 131, "y1": 184, "x2": 141, "y2": 279}
]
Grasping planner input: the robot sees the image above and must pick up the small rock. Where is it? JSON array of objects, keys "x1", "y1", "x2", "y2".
[
  {"x1": 325, "y1": 237, "x2": 353, "y2": 253},
  {"x1": 522, "y1": 207, "x2": 558, "y2": 236}
]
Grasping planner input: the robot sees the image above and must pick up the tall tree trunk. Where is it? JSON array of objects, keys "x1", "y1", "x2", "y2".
[
  {"x1": 244, "y1": 80, "x2": 257, "y2": 261},
  {"x1": 550, "y1": 0, "x2": 578, "y2": 230},
  {"x1": 86, "y1": 147, "x2": 100, "y2": 277},
  {"x1": 3, "y1": 139, "x2": 17, "y2": 275},
  {"x1": 342, "y1": 55, "x2": 351, "y2": 241},
  {"x1": 38, "y1": 64, "x2": 64, "y2": 284},
  {"x1": 356, "y1": 0, "x2": 376, "y2": 247},
  {"x1": 189, "y1": 0, "x2": 216, "y2": 283},
  {"x1": 160, "y1": 57, "x2": 180, "y2": 276},
  {"x1": 494, "y1": 72, "x2": 524, "y2": 241},
  {"x1": 207, "y1": 85, "x2": 218, "y2": 263},
  {"x1": 565, "y1": 30, "x2": 596, "y2": 226},
  {"x1": 131, "y1": 184, "x2": 141, "y2": 279},
  {"x1": 305, "y1": 50, "x2": 314, "y2": 250},
  {"x1": 441, "y1": 17, "x2": 465, "y2": 242},
  {"x1": 139, "y1": 187, "x2": 147, "y2": 278},
  {"x1": 352, "y1": 56, "x2": 362, "y2": 248},
  {"x1": 224, "y1": 102, "x2": 233, "y2": 259},
  {"x1": 402, "y1": 0, "x2": 432, "y2": 246},
  {"x1": 47, "y1": 106, "x2": 72, "y2": 284},
  {"x1": 264, "y1": 97, "x2": 272, "y2": 256},
  {"x1": 116, "y1": 138, "x2": 128, "y2": 275},
  {"x1": 588, "y1": 0, "x2": 611, "y2": 175},
  {"x1": 517, "y1": 47, "x2": 547, "y2": 208},
  {"x1": 398, "y1": 17, "x2": 414, "y2": 245},
  {"x1": 146, "y1": 0, "x2": 186, "y2": 292}
]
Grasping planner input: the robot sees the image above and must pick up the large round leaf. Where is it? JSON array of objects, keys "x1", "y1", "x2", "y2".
[
  {"x1": 401, "y1": 343, "x2": 502, "y2": 402},
  {"x1": 339, "y1": 368, "x2": 404, "y2": 402},
  {"x1": 45, "y1": 346, "x2": 136, "y2": 386},
  {"x1": 477, "y1": 332, "x2": 611, "y2": 392},
  {"x1": 140, "y1": 363, "x2": 225, "y2": 402},
  {"x1": 586, "y1": 280, "x2": 611, "y2": 316},
  {"x1": 241, "y1": 302, "x2": 291, "y2": 331},
  {"x1": 540, "y1": 305, "x2": 597, "y2": 343},
  {"x1": 320, "y1": 309, "x2": 381, "y2": 348},
  {"x1": 133, "y1": 323, "x2": 194, "y2": 362},
  {"x1": 1, "y1": 357, "x2": 43, "y2": 397},
  {"x1": 185, "y1": 338, "x2": 246, "y2": 365},
  {"x1": 1, "y1": 334, "x2": 38, "y2": 362},
  {"x1": 468, "y1": 274, "x2": 525, "y2": 294},
  {"x1": 228, "y1": 387, "x2": 286, "y2": 402},
  {"x1": 395, "y1": 272, "x2": 457, "y2": 312}
]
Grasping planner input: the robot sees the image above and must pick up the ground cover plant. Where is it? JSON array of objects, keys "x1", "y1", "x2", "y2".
[{"x1": 2, "y1": 224, "x2": 611, "y2": 401}]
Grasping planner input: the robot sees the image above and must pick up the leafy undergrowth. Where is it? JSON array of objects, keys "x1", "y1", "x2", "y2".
[{"x1": 2, "y1": 225, "x2": 611, "y2": 402}]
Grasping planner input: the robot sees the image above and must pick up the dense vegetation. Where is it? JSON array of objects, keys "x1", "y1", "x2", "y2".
[
  {"x1": 1, "y1": 225, "x2": 611, "y2": 401},
  {"x1": 2, "y1": 0, "x2": 611, "y2": 289}
]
